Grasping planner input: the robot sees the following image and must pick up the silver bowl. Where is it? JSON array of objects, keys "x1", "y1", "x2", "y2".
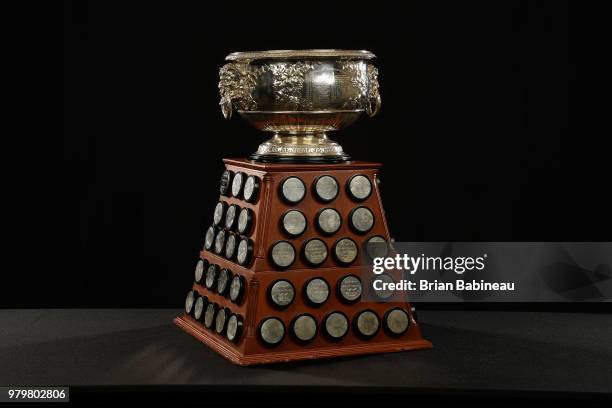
[{"x1": 218, "y1": 49, "x2": 381, "y2": 163}]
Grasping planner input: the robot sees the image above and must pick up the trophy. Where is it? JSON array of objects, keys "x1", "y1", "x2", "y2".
[{"x1": 175, "y1": 50, "x2": 431, "y2": 365}]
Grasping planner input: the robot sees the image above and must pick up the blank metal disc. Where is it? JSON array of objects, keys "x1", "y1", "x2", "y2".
[
  {"x1": 237, "y1": 208, "x2": 253, "y2": 235},
  {"x1": 333, "y1": 238, "x2": 359, "y2": 266},
  {"x1": 219, "y1": 169, "x2": 233, "y2": 196},
  {"x1": 269, "y1": 279, "x2": 295, "y2": 308},
  {"x1": 316, "y1": 208, "x2": 342, "y2": 235},
  {"x1": 229, "y1": 274, "x2": 245, "y2": 303},
  {"x1": 214, "y1": 229, "x2": 226, "y2": 255},
  {"x1": 323, "y1": 312, "x2": 349, "y2": 340},
  {"x1": 365, "y1": 235, "x2": 389, "y2": 259},
  {"x1": 337, "y1": 274, "x2": 362, "y2": 303},
  {"x1": 205, "y1": 263, "x2": 219, "y2": 290},
  {"x1": 384, "y1": 308, "x2": 411, "y2": 336},
  {"x1": 216, "y1": 268, "x2": 232, "y2": 296},
  {"x1": 225, "y1": 204, "x2": 239, "y2": 230},
  {"x1": 354, "y1": 310, "x2": 380, "y2": 338},
  {"x1": 347, "y1": 174, "x2": 372, "y2": 201},
  {"x1": 291, "y1": 314, "x2": 318, "y2": 342},
  {"x1": 280, "y1": 176, "x2": 306, "y2": 204},
  {"x1": 313, "y1": 175, "x2": 339, "y2": 202},
  {"x1": 243, "y1": 175, "x2": 260, "y2": 203},
  {"x1": 194, "y1": 259, "x2": 207, "y2": 284},
  {"x1": 270, "y1": 241, "x2": 296, "y2": 269},
  {"x1": 281, "y1": 210, "x2": 307, "y2": 237},
  {"x1": 203, "y1": 302, "x2": 218, "y2": 329},
  {"x1": 259, "y1": 317, "x2": 285, "y2": 346},
  {"x1": 204, "y1": 226, "x2": 216, "y2": 250},
  {"x1": 304, "y1": 277, "x2": 330, "y2": 306},
  {"x1": 236, "y1": 238, "x2": 253, "y2": 266},
  {"x1": 184, "y1": 290, "x2": 197, "y2": 315},
  {"x1": 231, "y1": 171, "x2": 245, "y2": 198},
  {"x1": 302, "y1": 238, "x2": 328, "y2": 266},
  {"x1": 224, "y1": 233, "x2": 237, "y2": 260},
  {"x1": 226, "y1": 314, "x2": 243, "y2": 343},
  {"x1": 215, "y1": 307, "x2": 229, "y2": 334},
  {"x1": 193, "y1": 296, "x2": 207, "y2": 321},
  {"x1": 213, "y1": 201, "x2": 227, "y2": 226},
  {"x1": 371, "y1": 272, "x2": 395, "y2": 300},
  {"x1": 349, "y1": 206, "x2": 375, "y2": 234}
]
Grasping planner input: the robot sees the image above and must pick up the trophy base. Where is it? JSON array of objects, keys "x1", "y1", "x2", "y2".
[
  {"x1": 251, "y1": 133, "x2": 350, "y2": 163},
  {"x1": 249, "y1": 153, "x2": 351, "y2": 164}
]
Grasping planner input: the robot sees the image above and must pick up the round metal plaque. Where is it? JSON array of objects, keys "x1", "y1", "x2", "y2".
[
  {"x1": 204, "y1": 226, "x2": 216, "y2": 250},
  {"x1": 204, "y1": 302, "x2": 218, "y2": 329},
  {"x1": 214, "y1": 229, "x2": 226, "y2": 255},
  {"x1": 229, "y1": 274, "x2": 245, "y2": 303},
  {"x1": 354, "y1": 310, "x2": 380, "y2": 338},
  {"x1": 243, "y1": 175, "x2": 260, "y2": 202},
  {"x1": 225, "y1": 204, "x2": 238, "y2": 230},
  {"x1": 365, "y1": 235, "x2": 389, "y2": 259},
  {"x1": 217, "y1": 268, "x2": 232, "y2": 296},
  {"x1": 270, "y1": 241, "x2": 296, "y2": 269},
  {"x1": 291, "y1": 314, "x2": 318, "y2": 342},
  {"x1": 194, "y1": 259, "x2": 207, "y2": 284},
  {"x1": 304, "y1": 277, "x2": 330, "y2": 306},
  {"x1": 281, "y1": 210, "x2": 307, "y2": 237},
  {"x1": 215, "y1": 307, "x2": 229, "y2": 334},
  {"x1": 231, "y1": 171, "x2": 245, "y2": 198},
  {"x1": 184, "y1": 290, "x2": 196, "y2": 315},
  {"x1": 384, "y1": 308, "x2": 410, "y2": 336},
  {"x1": 302, "y1": 238, "x2": 328, "y2": 266},
  {"x1": 219, "y1": 169, "x2": 233, "y2": 196},
  {"x1": 205, "y1": 263, "x2": 219, "y2": 290},
  {"x1": 193, "y1": 296, "x2": 206, "y2": 321},
  {"x1": 333, "y1": 237, "x2": 359, "y2": 265},
  {"x1": 213, "y1": 201, "x2": 226, "y2": 226},
  {"x1": 347, "y1": 174, "x2": 372, "y2": 201},
  {"x1": 269, "y1": 279, "x2": 295, "y2": 308},
  {"x1": 371, "y1": 273, "x2": 395, "y2": 300},
  {"x1": 226, "y1": 314, "x2": 243, "y2": 343},
  {"x1": 316, "y1": 208, "x2": 342, "y2": 235},
  {"x1": 313, "y1": 175, "x2": 339, "y2": 202},
  {"x1": 224, "y1": 233, "x2": 237, "y2": 260},
  {"x1": 338, "y1": 274, "x2": 362, "y2": 303},
  {"x1": 236, "y1": 238, "x2": 253, "y2": 266},
  {"x1": 349, "y1": 206, "x2": 375, "y2": 234},
  {"x1": 280, "y1": 176, "x2": 306, "y2": 204},
  {"x1": 237, "y1": 208, "x2": 253, "y2": 235},
  {"x1": 259, "y1": 317, "x2": 285, "y2": 346},
  {"x1": 323, "y1": 312, "x2": 349, "y2": 340}
]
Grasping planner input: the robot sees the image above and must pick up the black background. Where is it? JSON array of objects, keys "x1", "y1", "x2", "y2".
[{"x1": 49, "y1": 0, "x2": 610, "y2": 310}]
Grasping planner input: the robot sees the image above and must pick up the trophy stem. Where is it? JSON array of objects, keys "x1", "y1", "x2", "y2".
[{"x1": 249, "y1": 132, "x2": 351, "y2": 163}]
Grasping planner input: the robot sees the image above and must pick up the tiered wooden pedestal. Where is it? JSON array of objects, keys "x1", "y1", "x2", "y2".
[{"x1": 175, "y1": 158, "x2": 431, "y2": 365}]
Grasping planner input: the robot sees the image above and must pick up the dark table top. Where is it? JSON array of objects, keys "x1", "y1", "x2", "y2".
[{"x1": 1, "y1": 309, "x2": 610, "y2": 400}]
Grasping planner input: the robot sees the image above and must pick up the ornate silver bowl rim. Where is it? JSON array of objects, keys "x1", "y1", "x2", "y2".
[{"x1": 225, "y1": 49, "x2": 376, "y2": 61}]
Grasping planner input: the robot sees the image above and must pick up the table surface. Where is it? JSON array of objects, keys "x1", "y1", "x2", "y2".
[{"x1": 0, "y1": 309, "x2": 610, "y2": 397}]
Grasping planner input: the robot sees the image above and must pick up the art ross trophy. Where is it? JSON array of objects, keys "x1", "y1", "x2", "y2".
[{"x1": 175, "y1": 50, "x2": 431, "y2": 365}]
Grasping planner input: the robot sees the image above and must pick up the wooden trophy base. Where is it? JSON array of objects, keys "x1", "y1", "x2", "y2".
[{"x1": 175, "y1": 158, "x2": 432, "y2": 366}]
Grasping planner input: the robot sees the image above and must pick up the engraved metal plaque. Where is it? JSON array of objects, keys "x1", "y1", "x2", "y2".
[
  {"x1": 347, "y1": 174, "x2": 372, "y2": 201},
  {"x1": 316, "y1": 208, "x2": 342, "y2": 235},
  {"x1": 314, "y1": 175, "x2": 339, "y2": 202},
  {"x1": 237, "y1": 208, "x2": 253, "y2": 235},
  {"x1": 372, "y1": 272, "x2": 395, "y2": 300},
  {"x1": 280, "y1": 176, "x2": 306, "y2": 204},
  {"x1": 204, "y1": 226, "x2": 216, "y2": 250},
  {"x1": 350, "y1": 206, "x2": 374, "y2": 234},
  {"x1": 269, "y1": 279, "x2": 295, "y2": 308},
  {"x1": 259, "y1": 317, "x2": 285, "y2": 346},
  {"x1": 217, "y1": 268, "x2": 232, "y2": 296},
  {"x1": 281, "y1": 210, "x2": 307, "y2": 237},
  {"x1": 226, "y1": 314, "x2": 243, "y2": 343},
  {"x1": 205, "y1": 264, "x2": 219, "y2": 290},
  {"x1": 229, "y1": 274, "x2": 244, "y2": 303},
  {"x1": 305, "y1": 277, "x2": 330, "y2": 306},
  {"x1": 213, "y1": 201, "x2": 226, "y2": 226},
  {"x1": 338, "y1": 275, "x2": 362, "y2": 303},
  {"x1": 270, "y1": 241, "x2": 296, "y2": 268},
  {"x1": 219, "y1": 169, "x2": 233, "y2": 196},
  {"x1": 303, "y1": 238, "x2": 328, "y2": 266},
  {"x1": 225, "y1": 204, "x2": 238, "y2": 230},
  {"x1": 215, "y1": 307, "x2": 228, "y2": 334},
  {"x1": 193, "y1": 296, "x2": 206, "y2": 321},
  {"x1": 204, "y1": 302, "x2": 217, "y2": 329},
  {"x1": 333, "y1": 237, "x2": 358, "y2": 265},
  {"x1": 184, "y1": 291, "x2": 196, "y2": 315},
  {"x1": 194, "y1": 259, "x2": 206, "y2": 284},
  {"x1": 231, "y1": 171, "x2": 245, "y2": 198},
  {"x1": 243, "y1": 175, "x2": 259, "y2": 202},
  {"x1": 214, "y1": 229, "x2": 226, "y2": 254},
  {"x1": 236, "y1": 238, "x2": 253, "y2": 266},
  {"x1": 384, "y1": 308, "x2": 410, "y2": 335},
  {"x1": 355, "y1": 310, "x2": 380, "y2": 338},
  {"x1": 292, "y1": 314, "x2": 317, "y2": 342},
  {"x1": 224, "y1": 233, "x2": 237, "y2": 260},
  {"x1": 365, "y1": 235, "x2": 389, "y2": 259},
  {"x1": 324, "y1": 312, "x2": 349, "y2": 340}
]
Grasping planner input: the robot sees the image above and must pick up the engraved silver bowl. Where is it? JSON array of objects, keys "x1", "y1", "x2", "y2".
[{"x1": 218, "y1": 49, "x2": 381, "y2": 163}]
